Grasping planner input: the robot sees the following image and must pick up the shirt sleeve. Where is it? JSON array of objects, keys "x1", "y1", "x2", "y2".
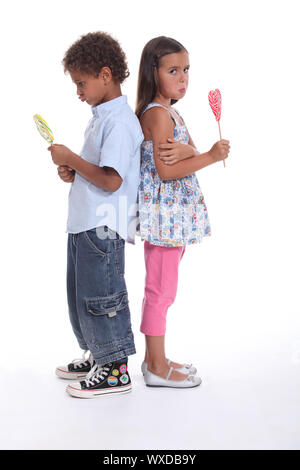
[{"x1": 99, "y1": 120, "x2": 134, "y2": 181}]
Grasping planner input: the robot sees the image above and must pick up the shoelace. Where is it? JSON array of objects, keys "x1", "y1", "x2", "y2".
[
  {"x1": 72, "y1": 350, "x2": 93, "y2": 370},
  {"x1": 84, "y1": 363, "x2": 112, "y2": 387}
]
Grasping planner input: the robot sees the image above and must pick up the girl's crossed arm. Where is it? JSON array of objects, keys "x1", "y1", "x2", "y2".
[
  {"x1": 158, "y1": 130, "x2": 198, "y2": 165},
  {"x1": 142, "y1": 107, "x2": 229, "y2": 180}
]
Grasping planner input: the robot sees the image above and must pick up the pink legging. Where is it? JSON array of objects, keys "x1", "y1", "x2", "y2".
[{"x1": 140, "y1": 241, "x2": 186, "y2": 336}]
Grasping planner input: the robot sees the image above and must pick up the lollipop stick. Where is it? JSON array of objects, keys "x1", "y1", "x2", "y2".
[
  {"x1": 218, "y1": 121, "x2": 225, "y2": 168},
  {"x1": 218, "y1": 121, "x2": 222, "y2": 139}
]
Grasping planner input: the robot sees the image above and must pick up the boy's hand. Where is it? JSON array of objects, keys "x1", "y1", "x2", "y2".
[
  {"x1": 158, "y1": 138, "x2": 197, "y2": 165},
  {"x1": 209, "y1": 140, "x2": 230, "y2": 163},
  {"x1": 58, "y1": 165, "x2": 75, "y2": 183},
  {"x1": 48, "y1": 144, "x2": 74, "y2": 167}
]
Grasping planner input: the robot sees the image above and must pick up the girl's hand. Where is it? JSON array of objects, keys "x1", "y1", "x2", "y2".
[
  {"x1": 209, "y1": 139, "x2": 230, "y2": 163},
  {"x1": 48, "y1": 144, "x2": 74, "y2": 167},
  {"x1": 58, "y1": 165, "x2": 75, "y2": 183},
  {"x1": 158, "y1": 138, "x2": 197, "y2": 165}
]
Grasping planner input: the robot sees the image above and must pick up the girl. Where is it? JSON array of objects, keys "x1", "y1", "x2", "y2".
[{"x1": 136, "y1": 36, "x2": 230, "y2": 388}]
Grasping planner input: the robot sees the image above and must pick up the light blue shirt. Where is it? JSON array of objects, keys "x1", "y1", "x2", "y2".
[{"x1": 66, "y1": 95, "x2": 144, "y2": 243}]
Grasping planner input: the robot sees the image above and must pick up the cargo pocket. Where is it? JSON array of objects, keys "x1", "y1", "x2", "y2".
[
  {"x1": 86, "y1": 290, "x2": 128, "y2": 318},
  {"x1": 85, "y1": 290, "x2": 131, "y2": 351}
]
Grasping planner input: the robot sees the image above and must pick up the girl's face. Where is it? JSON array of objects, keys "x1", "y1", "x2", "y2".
[{"x1": 156, "y1": 50, "x2": 190, "y2": 102}]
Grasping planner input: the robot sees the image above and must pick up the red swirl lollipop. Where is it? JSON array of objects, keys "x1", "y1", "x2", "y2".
[
  {"x1": 208, "y1": 89, "x2": 225, "y2": 167},
  {"x1": 208, "y1": 88, "x2": 221, "y2": 121}
]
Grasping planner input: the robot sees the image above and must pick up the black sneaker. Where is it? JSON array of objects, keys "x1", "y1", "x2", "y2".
[
  {"x1": 56, "y1": 350, "x2": 95, "y2": 380},
  {"x1": 66, "y1": 360, "x2": 131, "y2": 398}
]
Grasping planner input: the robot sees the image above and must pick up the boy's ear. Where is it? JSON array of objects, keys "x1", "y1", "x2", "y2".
[{"x1": 100, "y1": 66, "x2": 113, "y2": 84}]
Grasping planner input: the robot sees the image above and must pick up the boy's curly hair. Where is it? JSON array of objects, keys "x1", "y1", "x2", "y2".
[{"x1": 62, "y1": 32, "x2": 129, "y2": 83}]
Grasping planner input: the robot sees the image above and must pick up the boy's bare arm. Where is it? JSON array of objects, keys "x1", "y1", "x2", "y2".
[
  {"x1": 69, "y1": 152, "x2": 122, "y2": 192},
  {"x1": 48, "y1": 144, "x2": 122, "y2": 192}
]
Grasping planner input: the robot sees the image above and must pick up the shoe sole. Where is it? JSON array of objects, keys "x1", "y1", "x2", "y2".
[
  {"x1": 55, "y1": 369, "x2": 90, "y2": 380},
  {"x1": 146, "y1": 381, "x2": 201, "y2": 389},
  {"x1": 66, "y1": 384, "x2": 132, "y2": 398}
]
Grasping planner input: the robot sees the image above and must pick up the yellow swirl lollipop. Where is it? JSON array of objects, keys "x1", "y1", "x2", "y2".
[{"x1": 33, "y1": 114, "x2": 54, "y2": 144}]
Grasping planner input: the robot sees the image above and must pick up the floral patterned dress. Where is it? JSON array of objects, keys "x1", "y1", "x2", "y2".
[{"x1": 138, "y1": 102, "x2": 211, "y2": 247}]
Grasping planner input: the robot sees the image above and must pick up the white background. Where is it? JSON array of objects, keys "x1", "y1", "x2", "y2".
[{"x1": 1, "y1": 0, "x2": 300, "y2": 450}]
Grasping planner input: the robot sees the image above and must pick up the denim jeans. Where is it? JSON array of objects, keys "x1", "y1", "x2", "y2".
[{"x1": 67, "y1": 226, "x2": 136, "y2": 366}]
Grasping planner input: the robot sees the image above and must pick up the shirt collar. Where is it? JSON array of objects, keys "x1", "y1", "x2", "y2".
[{"x1": 92, "y1": 95, "x2": 127, "y2": 118}]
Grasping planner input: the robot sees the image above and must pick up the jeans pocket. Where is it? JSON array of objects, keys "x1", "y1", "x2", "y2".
[
  {"x1": 85, "y1": 291, "x2": 131, "y2": 350},
  {"x1": 86, "y1": 290, "x2": 128, "y2": 317},
  {"x1": 83, "y1": 228, "x2": 110, "y2": 256}
]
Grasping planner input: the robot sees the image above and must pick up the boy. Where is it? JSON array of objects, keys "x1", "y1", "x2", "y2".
[{"x1": 48, "y1": 32, "x2": 144, "y2": 398}]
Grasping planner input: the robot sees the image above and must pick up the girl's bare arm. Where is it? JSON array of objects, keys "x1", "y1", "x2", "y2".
[{"x1": 141, "y1": 107, "x2": 228, "y2": 180}]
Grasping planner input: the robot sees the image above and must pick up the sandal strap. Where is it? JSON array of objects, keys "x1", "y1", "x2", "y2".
[{"x1": 166, "y1": 367, "x2": 173, "y2": 380}]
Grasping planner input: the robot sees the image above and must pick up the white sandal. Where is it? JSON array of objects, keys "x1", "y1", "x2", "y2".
[{"x1": 144, "y1": 366, "x2": 202, "y2": 388}]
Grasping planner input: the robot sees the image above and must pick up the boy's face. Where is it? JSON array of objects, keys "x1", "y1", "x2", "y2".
[
  {"x1": 70, "y1": 70, "x2": 108, "y2": 106},
  {"x1": 156, "y1": 50, "x2": 190, "y2": 101}
]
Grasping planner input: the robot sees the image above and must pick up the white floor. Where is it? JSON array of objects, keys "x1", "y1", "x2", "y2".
[{"x1": 1, "y1": 333, "x2": 300, "y2": 450}]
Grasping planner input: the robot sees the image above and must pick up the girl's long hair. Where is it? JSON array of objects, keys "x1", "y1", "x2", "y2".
[{"x1": 135, "y1": 36, "x2": 187, "y2": 119}]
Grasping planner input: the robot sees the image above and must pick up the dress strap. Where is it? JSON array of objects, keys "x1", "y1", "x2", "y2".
[
  {"x1": 173, "y1": 107, "x2": 185, "y2": 125},
  {"x1": 140, "y1": 102, "x2": 180, "y2": 126}
]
